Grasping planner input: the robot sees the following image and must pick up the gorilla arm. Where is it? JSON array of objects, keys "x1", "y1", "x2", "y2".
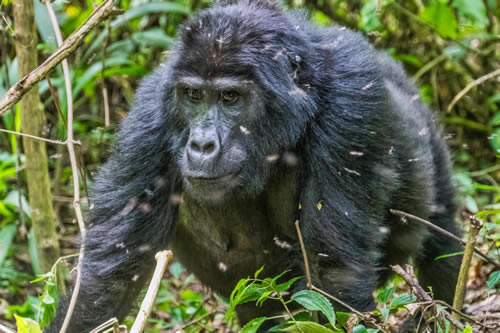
[{"x1": 47, "y1": 69, "x2": 181, "y2": 333}]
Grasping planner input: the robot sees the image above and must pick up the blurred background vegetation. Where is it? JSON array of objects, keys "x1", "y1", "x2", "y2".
[{"x1": 0, "y1": 0, "x2": 498, "y2": 332}]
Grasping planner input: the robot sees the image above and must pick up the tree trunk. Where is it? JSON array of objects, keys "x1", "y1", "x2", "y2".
[{"x1": 13, "y1": 0, "x2": 60, "y2": 275}]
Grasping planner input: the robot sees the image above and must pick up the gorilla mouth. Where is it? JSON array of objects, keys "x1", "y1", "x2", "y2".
[{"x1": 186, "y1": 172, "x2": 239, "y2": 184}]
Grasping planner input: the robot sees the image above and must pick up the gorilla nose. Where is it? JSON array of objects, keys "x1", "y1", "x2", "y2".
[{"x1": 186, "y1": 133, "x2": 220, "y2": 168}]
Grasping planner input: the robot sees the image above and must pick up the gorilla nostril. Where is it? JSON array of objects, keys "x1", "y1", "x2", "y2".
[
  {"x1": 203, "y1": 142, "x2": 215, "y2": 154},
  {"x1": 190, "y1": 141, "x2": 202, "y2": 152}
]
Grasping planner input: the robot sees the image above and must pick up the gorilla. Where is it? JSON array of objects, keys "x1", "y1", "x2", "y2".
[{"x1": 49, "y1": 0, "x2": 462, "y2": 331}]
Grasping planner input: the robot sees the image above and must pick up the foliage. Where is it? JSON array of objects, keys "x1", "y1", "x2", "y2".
[{"x1": 0, "y1": 0, "x2": 499, "y2": 331}]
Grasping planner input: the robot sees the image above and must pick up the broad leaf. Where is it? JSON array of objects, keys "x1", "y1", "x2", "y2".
[{"x1": 291, "y1": 290, "x2": 336, "y2": 327}]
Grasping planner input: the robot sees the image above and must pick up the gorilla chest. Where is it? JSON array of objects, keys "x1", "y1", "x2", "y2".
[{"x1": 170, "y1": 183, "x2": 298, "y2": 297}]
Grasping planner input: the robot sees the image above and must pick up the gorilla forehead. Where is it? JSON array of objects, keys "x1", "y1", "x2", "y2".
[{"x1": 174, "y1": 2, "x2": 293, "y2": 79}]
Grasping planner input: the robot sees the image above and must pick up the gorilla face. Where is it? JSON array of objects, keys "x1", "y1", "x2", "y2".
[{"x1": 175, "y1": 76, "x2": 264, "y2": 203}]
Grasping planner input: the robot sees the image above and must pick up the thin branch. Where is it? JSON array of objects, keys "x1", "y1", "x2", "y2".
[
  {"x1": 89, "y1": 317, "x2": 119, "y2": 333},
  {"x1": 41, "y1": 1, "x2": 86, "y2": 332},
  {"x1": 101, "y1": 22, "x2": 111, "y2": 126},
  {"x1": 389, "y1": 209, "x2": 500, "y2": 269},
  {"x1": 391, "y1": 264, "x2": 466, "y2": 332},
  {"x1": 130, "y1": 250, "x2": 173, "y2": 333},
  {"x1": 0, "y1": 0, "x2": 119, "y2": 115},
  {"x1": 447, "y1": 68, "x2": 500, "y2": 112},
  {"x1": 0, "y1": 128, "x2": 66, "y2": 144},
  {"x1": 294, "y1": 220, "x2": 312, "y2": 289},
  {"x1": 469, "y1": 164, "x2": 500, "y2": 177},
  {"x1": 451, "y1": 216, "x2": 483, "y2": 333},
  {"x1": 412, "y1": 54, "x2": 446, "y2": 81},
  {"x1": 0, "y1": 324, "x2": 15, "y2": 333},
  {"x1": 173, "y1": 310, "x2": 216, "y2": 332}
]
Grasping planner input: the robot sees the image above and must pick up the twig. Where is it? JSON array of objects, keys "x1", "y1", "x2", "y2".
[
  {"x1": 0, "y1": 324, "x2": 15, "y2": 333},
  {"x1": 412, "y1": 54, "x2": 446, "y2": 81},
  {"x1": 469, "y1": 164, "x2": 500, "y2": 177},
  {"x1": 0, "y1": 128, "x2": 66, "y2": 145},
  {"x1": 101, "y1": 22, "x2": 111, "y2": 126},
  {"x1": 172, "y1": 310, "x2": 216, "y2": 332},
  {"x1": 389, "y1": 209, "x2": 500, "y2": 269},
  {"x1": 447, "y1": 68, "x2": 500, "y2": 112},
  {"x1": 451, "y1": 216, "x2": 483, "y2": 333},
  {"x1": 0, "y1": 0, "x2": 118, "y2": 115},
  {"x1": 391, "y1": 264, "x2": 466, "y2": 331},
  {"x1": 89, "y1": 317, "x2": 119, "y2": 333},
  {"x1": 130, "y1": 250, "x2": 173, "y2": 333},
  {"x1": 42, "y1": 2, "x2": 87, "y2": 332},
  {"x1": 294, "y1": 220, "x2": 312, "y2": 289}
]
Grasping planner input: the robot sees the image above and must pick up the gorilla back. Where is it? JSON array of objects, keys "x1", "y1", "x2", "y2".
[{"x1": 49, "y1": 0, "x2": 462, "y2": 331}]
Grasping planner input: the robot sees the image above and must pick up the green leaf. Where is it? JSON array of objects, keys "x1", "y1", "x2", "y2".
[
  {"x1": 282, "y1": 321, "x2": 337, "y2": 333},
  {"x1": 255, "y1": 266, "x2": 265, "y2": 279},
  {"x1": 170, "y1": 262, "x2": 184, "y2": 279},
  {"x1": 390, "y1": 293, "x2": 417, "y2": 308},
  {"x1": 464, "y1": 195, "x2": 479, "y2": 213},
  {"x1": 0, "y1": 224, "x2": 16, "y2": 266},
  {"x1": 230, "y1": 278, "x2": 249, "y2": 304},
  {"x1": 291, "y1": 290, "x2": 336, "y2": 327},
  {"x1": 14, "y1": 314, "x2": 42, "y2": 333},
  {"x1": 376, "y1": 287, "x2": 395, "y2": 303},
  {"x1": 353, "y1": 324, "x2": 368, "y2": 333},
  {"x1": 380, "y1": 307, "x2": 390, "y2": 323},
  {"x1": 257, "y1": 291, "x2": 273, "y2": 306},
  {"x1": 434, "y1": 251, "x2": 464, "y2": 260},
  {"x1": 487, "y1": 271, "x2": 500, "y2": 289},
  {"x1": 420, "y1": 2, "x2": 458, "y2": 38},
  {"x1": 241, "y1": 317, "x2": 267, "y2": 333},
  {"x1": 317, "y1": 201, "x2": 323, "y2": 210},
  {"x1": 452, "y1": 0, "x2": 489, "y2": 28},
  {"x1": 41, "y1": 294, "x2": 55, "y2": 305},
  {"x1": 275, "y1": 276, "x2": 301, "y2": 292}
]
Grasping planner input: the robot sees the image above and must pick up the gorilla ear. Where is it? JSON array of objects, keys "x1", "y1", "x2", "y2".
[{"x1": 215, "y1": 0, "x2": 281, "y2": 10}]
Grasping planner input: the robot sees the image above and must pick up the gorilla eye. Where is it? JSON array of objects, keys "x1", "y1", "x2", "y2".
[
  {"x1": 184, "y1": 87, "x2": 203, "y2": 101},
  {"x1": 221, "y1": 91, "x2": 240, "y2": 104}
]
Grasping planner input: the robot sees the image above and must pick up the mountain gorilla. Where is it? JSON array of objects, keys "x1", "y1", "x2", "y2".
[{"x1": 49, "y1": 0, "x2": 462, "y2": 331}]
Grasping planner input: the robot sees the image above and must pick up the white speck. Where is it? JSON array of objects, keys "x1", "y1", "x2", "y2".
[
  {"x1": 169, "y1": 194, "x2": 184, "y2": 205},
  {"x1": 116, "y1": 242, "x2": 125, "y2": 249},
  {"x1": 273, "y1": 236, "x2": 292, "y2": 249},
  {"x1": 389, "y1": 146, "x2": 394, "y2": 155},
  {"x1": 349, "y1": 151, "x2": 364, "y2": 156},
  {"x1": 132, "y1": 274, "x2": 140, "y2": 281},
  {"x1": 411, "y1": 95, "x2": 419, "y2": 101},
  {"x1": 318, "y1": 253, "x2": 329, "y2": 257},
  {"x1": 239, "y1": 126, "x2": 250, "y2": 135},
  {"x1": 418, "y1": 128, "x2": 427, "y2": 136},
  {"x1": 343, "y1": 168, "x2": 361, "y2": 176},
  {"x1": 378, "y1": 226, "x2": 390, "y2": 234},
  {"x1": 218, "y1": 262, "x2": 228, "y2": 272},
  {"x1": 362, "y1": 82, "x2": 373, "y2": 90},
  {"x1": 266, "y1": 154, "x2": 280, "y2": 162}
]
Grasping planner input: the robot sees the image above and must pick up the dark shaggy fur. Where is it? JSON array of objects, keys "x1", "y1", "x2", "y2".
[{"x1": 48, "y1": 1, "x2": 462, "y2": 331}]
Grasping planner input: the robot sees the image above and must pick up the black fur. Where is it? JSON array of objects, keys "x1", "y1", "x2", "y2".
[{"x1": 48, "y1": 1, "x2": 462, "y2": 331}]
